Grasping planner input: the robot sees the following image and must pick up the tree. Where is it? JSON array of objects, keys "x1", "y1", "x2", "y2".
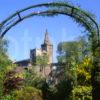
[
  {"x1": 57, "y1": 41, "x2": 79, "y2": 63},
  {"x1": 0, "y1": 39, "x2": 13, "y2": 98},
  {"x1": 72, "y1": 56, "x2": 93, "y2": 100},
  {"x1": 0, "y1": 39, "x2": 11, "y2": 67},
  {"x1": 35, "y1": 54, "x2": 49, "y2": 76},
  {"x1": 57, "y1": 36, "x2": 92, "y2": 100},
  {"x1": 36, "y1": 55, "x2": 49, "y2": 66},
  {"x1": 57, "y1": 36, "x2": 90, "y2": 64},
  {"x1": 24, "y1": 68, "x2": 45, "y2": 88}
]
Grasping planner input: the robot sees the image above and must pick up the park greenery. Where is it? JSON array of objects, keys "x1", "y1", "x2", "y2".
[
  {"x1": 0, "y1": 1, "x2": 100, "y2": 100},
  {"x1": 0, "y1": 34, "x2": 96, "y2": 100}
]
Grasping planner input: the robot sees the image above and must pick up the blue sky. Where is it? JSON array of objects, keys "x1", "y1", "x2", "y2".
[{"x1": 0, "y1": 0, "x2": 100, "y2": 62}]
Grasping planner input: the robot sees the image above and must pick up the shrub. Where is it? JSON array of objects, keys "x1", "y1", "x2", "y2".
[
  {"x1": 72, "y1": 86, "x2": 92, "y2": 100},
  {"x1": 12, "y1": 86, "x2": 43, "y2": 100},
  {"x1": 3, "y1": 67, "x2": 25, "y2": 94}
]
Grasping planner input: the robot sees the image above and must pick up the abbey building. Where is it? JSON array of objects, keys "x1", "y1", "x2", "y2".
[{"x1": 15, "y1": 29, "x2": 53, "y2": 68}]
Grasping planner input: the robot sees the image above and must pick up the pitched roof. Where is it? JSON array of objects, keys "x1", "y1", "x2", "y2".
[{"x1": 15, "y1": 59, "x2": 30, "y2": 67}]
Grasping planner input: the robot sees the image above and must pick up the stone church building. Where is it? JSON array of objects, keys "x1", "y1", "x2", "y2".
[
  {"x1": 30, "y1": 29, "x2": 53, "y2": 65},
  {"x1": 15, "y1": 30, "x2": 53, "y2": 77}
]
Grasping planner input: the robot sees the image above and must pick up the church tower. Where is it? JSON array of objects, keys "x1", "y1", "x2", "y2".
[{"x1": 41, "y1": 29, "x2": 53, "y2": 64}]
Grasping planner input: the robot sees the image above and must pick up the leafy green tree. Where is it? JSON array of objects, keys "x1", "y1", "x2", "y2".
[
  {"x1": 57, "y1": 36, "x2": 90, "y2": 64},
  {"x1": 57, "y1": 36, "x2": 92, "y2": 100},
  {"x1": 0, "y1": 39, "x2": 11, "y2": 67},
  {"x1": 72, "y1": 56, "x2": 93, "y2": 100},
  {"x1": 0, "y1": 39, "x2": 13, "y2": 98},
  {"x1": 35, "y1": 55, "x2": 49, "y2": 76},
  {"x1": 57, "y1": 40, "x2": 82, "y2": 88},
  {"x1": 57, "y1": 41, "x2": 80, "y2": 63},
  {"x1": 36, "y1": 55, "x2": 48, "y2": 66},
  {"x1": 24, "y1": 68, "x2": 45, "y2": 88},
  {"x1": 56, "y1": 80, "x2": 73, "y2": 100}
]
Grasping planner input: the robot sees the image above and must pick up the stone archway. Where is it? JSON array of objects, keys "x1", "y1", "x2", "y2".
[{"x1": 0, "y1": 2, "x2": 100, "y2": 99}]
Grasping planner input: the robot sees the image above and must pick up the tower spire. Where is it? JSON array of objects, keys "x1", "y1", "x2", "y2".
[{"x1": 44, "y1": 29, "x2": 51, "y2": 45}]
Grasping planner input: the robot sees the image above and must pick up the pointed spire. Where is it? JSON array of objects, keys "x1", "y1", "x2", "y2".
[{"x1": 44, "y1": 29, "x2": 51, "y2": 45}]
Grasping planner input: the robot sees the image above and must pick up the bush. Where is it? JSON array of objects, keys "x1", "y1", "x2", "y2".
[
  {"x1": 12, "y1": 86, "x2": 43, "y2": 100},
  {"x1": 1, "y1": 95, "x2": 12, "y2": 100},
  {"x1": 3, "y1": 67, "x2": 25, "y2": 94},
  {"x1": 72, "y1": 86, "x2": 92, "y2": 100}
]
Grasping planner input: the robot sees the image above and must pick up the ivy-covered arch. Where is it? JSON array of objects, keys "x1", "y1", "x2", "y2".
[{"x1": 0, "y1": 2, "x2": 100, "y2": 99}]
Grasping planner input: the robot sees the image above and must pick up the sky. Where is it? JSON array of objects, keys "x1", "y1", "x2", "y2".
[{"x1": 0, "y1": 0, "x2": 100, "y2": 62}]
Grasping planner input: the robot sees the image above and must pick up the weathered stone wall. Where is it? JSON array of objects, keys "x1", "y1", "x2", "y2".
[{"x1": 34, "y1": 65, "x2": 51, "y2": 77}]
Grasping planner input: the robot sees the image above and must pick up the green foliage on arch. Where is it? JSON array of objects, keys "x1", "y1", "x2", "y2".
[{"x1": 0, "y1": 1, "x2": 99, "y2": 48}]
